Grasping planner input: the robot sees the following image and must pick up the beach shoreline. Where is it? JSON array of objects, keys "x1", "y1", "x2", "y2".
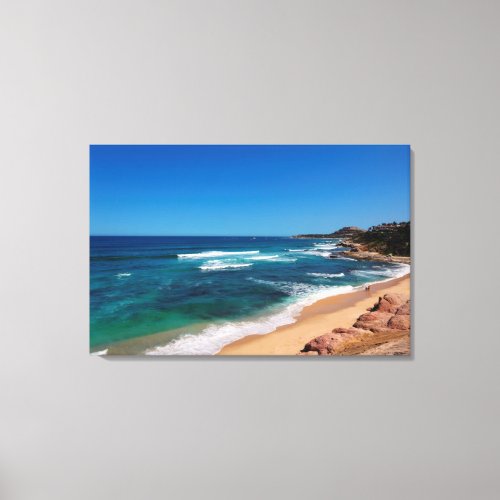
[
  {"x1": 91, "y1": 266, "x2": 410, "y2": 356},
  {"x1": 95, "y1": 273, "x2": 411, "y2": 356},
  {"x1": 218, "y1": 274, "x2": 410, "y2": 356}
]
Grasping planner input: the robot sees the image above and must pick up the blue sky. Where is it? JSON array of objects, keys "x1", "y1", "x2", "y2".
[{"x1": 90, "y1": 145, "x2": 410, "y2": 236}]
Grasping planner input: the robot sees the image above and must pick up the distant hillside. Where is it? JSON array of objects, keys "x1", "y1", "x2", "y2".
[
  {"x1": 294, "y1": 226, "x2": 366, "y2": 239},
  {"x1": 350, "y1": 222, "x2": 410, "y2": 256},
  {"x1": 331, "y1": 226, "x2": 366, "y2": 239},
  {"x1": 294, "y1": 221, "x2": 410, "y2": 260}
]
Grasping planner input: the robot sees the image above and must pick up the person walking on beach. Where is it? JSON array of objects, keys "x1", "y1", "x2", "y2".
[{"x1": 365, "y1": 284, "x2": 371, "y2": 291}]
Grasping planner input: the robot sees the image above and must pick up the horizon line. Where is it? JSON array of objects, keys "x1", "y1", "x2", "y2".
[{"x1": 90, "y1": 234, "x2": 296, "y2": 238}]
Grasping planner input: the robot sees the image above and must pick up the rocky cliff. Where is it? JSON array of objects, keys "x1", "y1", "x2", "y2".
[
  {"x1": 298, "y1": 293, "x2": 410, "y2": 356},
  {"x1": 332, "y1": 221, "x2": 411, "y2": 263},
  {"x1": 348, "y1": 222, "x2": 410, "y2": 256},
  {"x1": 294, "y1": 221, "x2": 410, "y2": 263}
]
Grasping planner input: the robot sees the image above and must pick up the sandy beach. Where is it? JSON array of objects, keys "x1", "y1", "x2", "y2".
[{"x1": 218, "y1": 274, "x2": 410, "y2": 356}]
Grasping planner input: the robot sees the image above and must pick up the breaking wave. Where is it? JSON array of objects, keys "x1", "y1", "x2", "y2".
[
  {"x1": 178, "y1": 250, "x2": 259, "y2": 259},
  {"x1": 307, "y1": 272, "x2": 345, "y2": 278},
  {"x1": 286, "y1": 249, "x2": 332, "y2": 258},
  {"x1": 303, "y1": 250, "x2": 332, "y2": 258},
  {"x1": 199, "y1": 260, "x2": 253, "y2": 271},
  {"x1": 313, "y1": 243, "x2": 338, "y2": 250},
  {"x1": 245, "y1": 255, "x2": 279, "y2": 261},
  {"x1": 351, "y1": 264, "x2": 409, "y2": 279}
]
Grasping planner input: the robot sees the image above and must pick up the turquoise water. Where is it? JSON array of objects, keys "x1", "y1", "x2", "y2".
[{"x1": 90, "y1": 236, "x2": 409, "y2": 354}]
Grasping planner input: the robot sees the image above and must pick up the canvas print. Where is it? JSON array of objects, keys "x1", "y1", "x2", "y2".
[{"x1": 90, "y1": 145, "x2": 411, "y2": 356}]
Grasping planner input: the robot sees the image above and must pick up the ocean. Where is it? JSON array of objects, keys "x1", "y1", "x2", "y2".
[{"x1": 90, "y1": 236, "x2": 409, "y2": 355}]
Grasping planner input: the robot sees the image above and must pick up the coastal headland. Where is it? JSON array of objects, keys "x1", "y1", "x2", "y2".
[{"x1": 296, "y1": 222, "x2": 411, "y2": 264}]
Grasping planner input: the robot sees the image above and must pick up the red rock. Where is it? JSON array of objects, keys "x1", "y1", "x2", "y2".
[
  {"x1": 387, "y1": 314, "x2": 410, "y2": 330},
  {"x1": 371, "y1": 294, "x2": 405, "y2": 313},
  {"x1": 302, "y1": 328, "x2": 366, "y2": 355},
  {"x1": 332, "y1": 327, "x2": 369, "y2": 335},
  {"x1": 372, "y1": 297, "x2": 399, "y2": 313},
  {"x1": 353, "y1": 311, "x2": 393, "y2": 331},
  {"x1": 383, "y1": 293, "x2": 404, "y2": 306},
  {"x1": 299, "y1": 293, "x2": 411, "y2": 355},
  {"x1": 302, "y1": 334, "x2": 338, "y2": 355},
  {"x1": 396, "y1": 300, "x2": 410, "y2": 315},
  {"x1": 367, "y1": 327, "x2": 394, "y2": 334}
]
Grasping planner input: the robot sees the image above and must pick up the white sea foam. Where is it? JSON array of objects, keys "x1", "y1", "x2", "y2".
[
  {"x1": 313, "y1": 243, "x2": 338, "y2": 250},
  {"x1": 244, "y1": 254, "x2": 297, "y2": 263},
  {"x1": 287, "y1": 249, "x2": 331, "y2": 258},
  {"x1": 304, "y1": 250, "x2": 332, "y2": 258},
  {"x1": 178, "y1": 250, "x2": 259, "y2": 259},
  {"x1": 287, "y1": 249, "x2": 306, "y2": 252},
  {"x1": 307, "y1": 272, "x2": 345, "y2": 278},
  {"x1": 351, "y1": 264, "x2": 410, "y2": 279},
  {"x1": 199, "y1": 260, "x2": 253, "y2": 271},
  {"x1": 91, "y1": 349, "x2": 108, "y2": 356},
  {"x1": 146, "y1": 283, "x2": 355, "y2": 355},
  {"x1": 245, "y1": 254, "x2": 280, "y2": 261},
  {"x1": 116, "y1": 273, "x2": 132, "y2": 277}
]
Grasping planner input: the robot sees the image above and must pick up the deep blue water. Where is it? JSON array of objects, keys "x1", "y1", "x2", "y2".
[{"x1": 90, "y1": 236, "x2": 409, "y2": 354}]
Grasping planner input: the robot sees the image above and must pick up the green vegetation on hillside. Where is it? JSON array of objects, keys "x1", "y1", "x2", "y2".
[
  {"x1": 294, "y1": 222, "x2": 410, "y2": 257},
  {"x1": 352, "y1": 222, "x2": 410, "y2": 256}
]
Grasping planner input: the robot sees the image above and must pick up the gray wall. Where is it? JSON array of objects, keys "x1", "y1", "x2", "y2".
[{"x1": 1, "y1": 1, "x2": 499, "y2": 499}]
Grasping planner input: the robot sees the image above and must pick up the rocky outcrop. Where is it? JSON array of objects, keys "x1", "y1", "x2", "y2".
[
  {"x1": 301, "y1": 327, "x2": 370, "y2": 355},
  {"x1": 337, "y1": 221, "x2": 410, "y2": 260},
  {"x1": 359, "y1": 336, "x2": 410, "y2": 356},
  {"x1": 353, "y1": 311, "x2": 394, "y2": 331},
  {"x1": 298, "y1": 294, "x2": 411, "y2": 356},
  {"x1": 387, "y1": 314, "x2": 410, "y2": 330},
  {"x1": 333, "y1": 250, "x2": 411, "y2": 264},
  {"x1": 371, "y1": 293, "x2": 404, "y2": 313},
  {"x1": 395, "y1": 301, "x2": 410, "y2": 315},
  {"x1": 294, "y1": 221, "x2": 411, "y2": 263},
  {"x1": 320, "y1": 224, "x2": 411, "y2": 263}
]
